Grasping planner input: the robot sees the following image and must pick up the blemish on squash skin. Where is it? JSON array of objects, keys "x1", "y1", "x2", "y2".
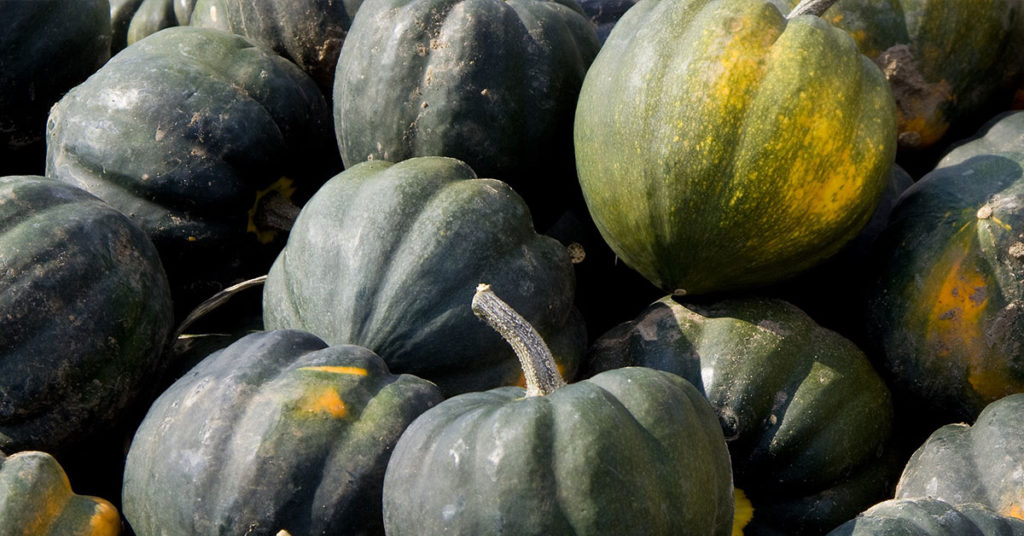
[
  {"x1": 299, "y1": 366, "x2": 369, "y2": 376},
  {"x1": 300, "y1": 387, "x2": 348, "y2": 418},
  {"x1": 88, "y1": 500, "x2": 121, "y2": 534}
]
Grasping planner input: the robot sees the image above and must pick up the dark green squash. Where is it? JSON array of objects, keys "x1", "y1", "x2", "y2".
[
  {"x1": 894, "y1": 393, "x2": 1024, "y2": 522},
  {"x1": 0, "y1": 0, "x2": 111, "y2": 176},
  {"x1": 263, "y1": 156, "x2": 587, "y2": 396},
  {"x1": 333, "y1": 0, "x2": 600, "y2": 225},
  {"x1": 584, "y1": 295, "x2": 895, "y2": 535},
  {"x1": 45, "y1": 26, "x2": 340, "y2": 321},
  {"x1": 122, "y1": 329, "x2": 443, "y2": 536},
  {"x1": 0, "y1": 176, "x2": 173, "y2": 456},
  {"x1": 574, "y1": 0, "x2": 897, "y2": 296},
  {"x1": 864, "y1": 113, "x2": 1024, "y2": 427},
  {"x1": 190, "y1": 0, "x2": 361, "y2": 95},
  {"x1": 110, "y1": 0, "x2": 194, "y2": 53},
  {"x1": 0, "y1": 450, "x2": 122, "y2": 535},
  {"x1": 381, "y1": 285, "x2": 735, "y2": 535},
  {"x1": 827, "y1": 497, "x2": 1024, "y2": 536}
]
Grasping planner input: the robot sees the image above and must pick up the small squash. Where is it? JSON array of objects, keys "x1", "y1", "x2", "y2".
[
  {"x1": 574, "y1": 0, "x2": 897, "y2": 295},
  {"x1": 110, "y1": 0, "x2": 194, "y2": 53},
  {"x1": 381, "y1": 285, "x2": 735, "y2": 535},
  {"x1": 122, "y1": 329, "x2": 443, "y2": 536},
  {"x1": 584, "y1": 295, "x2": 896, "y2": 535},
  {"x1": 894, "y1": 393, "x2": 1024, "y2": 521},
  {"x1": 263, "y1": 156, "x2": 586, "y2": 396},
  {"x1": 0, "y1": 176, "x2": 173, "y2": 455},
  {"x1": 0, "y1": 450, "x2": 121, "y2": 536}
]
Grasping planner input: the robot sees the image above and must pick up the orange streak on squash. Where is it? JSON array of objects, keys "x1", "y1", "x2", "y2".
[
  {"x1": 1003, "y1": 502, "x2": 1024, "y2": 521},
  {"x1": 300, "y1": 387, "x2": 348, "y2": 418},
  {"x1": 87, "y1": 500, "x2": 122, "y2": 535},
  {"x1": 299, "y1": 366, "x2": 369, "y2": 376}
]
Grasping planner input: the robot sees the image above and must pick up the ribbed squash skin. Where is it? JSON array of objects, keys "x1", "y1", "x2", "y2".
[
  {"x1": 0, "y1": 450, "x2": 121, "y2": 536},
  {"x1": 333, "y1": 0, "x2": 599, "y2": 221},
  {"x1": 110, "y1": 0, "x2": 194, "y2": 53},
  {"x1": 894, "y1": 393, "x2": 1024, "y2": 521},
  {"x1": 781, "y1": 0, "x2": 1023, "y2": 150},
  {"x1": 0, "y1": 176, "x2": 173, "y2": 455},
  {"x1": 0, "y1": 0, "x2": 110, "y2": 175},
  {"x1": 865, "y1": 115, "x2": 1024, "y2": 425},
  {"x1": 585, "y1": 296, "x2": 895, "y2": 535},
  {"x1": 827, "y1": 497, "x2": 1024, "y2": 536},
  {"x1": 46, "y1": 26, "x2": 339, "y2": 319},
  {"x1": 263, "y1": 157, "x2": 586, "y2": 396},
  {"x1": 191, "y1": 0, "x2": 361, "y2": 94},
  {"x1": 382, "y1": 367, "x2": 734, "y2": 535},
  {"x1": 123, "y1": 329, "x2": 443, "y2": 536},
  {"x1": 574, "y1": 0, "x2": 897, "y2": 296}
]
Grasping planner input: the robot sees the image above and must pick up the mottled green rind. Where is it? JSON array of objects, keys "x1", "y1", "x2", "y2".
[
  {"x1": 45, "y1": 26, "x2": 339, "y2": 318},
  {"x1": 585, "y1": 295, "x2": 894, "y2": 535},
  {"x1": 263, "y1": 157, "x2": 586, "y2": 396},
  {"x1": 191, "y1": 0, "x2": 361, "y2": 94},
  {"x1": 574, "y1": 0, "x2": 896, "y2": 295},
  {"x1": 0, "y1": 0, "x2": 110, "y2": 175},
  {"x1": 0, "y1": 176, "x2": 173, "y2": 455},
  {"x1": 123, "y1": 329, "x2": 443, "y2": 536},
  {"x1": 827, "y1": 497, "x2": 1024, "y2": 536},
  {"x1": 382, "y1": 367, "x2": 734, "y2": 535},
  {"x1": 333, "y1": 0, "x2": 599, "y2": 218},
  {"x1": 865, "y1": 144, "x2": 1024, "y2": 425},
  {"x1": 894, "y1": 393, "x2": 1024, "y2": 521}
]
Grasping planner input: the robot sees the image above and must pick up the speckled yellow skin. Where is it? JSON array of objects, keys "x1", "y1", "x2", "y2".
[
  {"x1": 574, "y1": 0, "x2": 896, "y2": 296},
  {"x1": 0, "y1": 451, "x2": 120, "y2": 536}
]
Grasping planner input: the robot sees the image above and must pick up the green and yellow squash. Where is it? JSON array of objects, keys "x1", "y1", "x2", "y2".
[
  {"x1": 574, "y1": 0, "x2": 897, "y2": 296},
  {"x1": 0, "y1": 450, "x2": 121, "y2": 536},
  {"x1": 122, "y1": 329, "x2": 443, "y2": 535}
]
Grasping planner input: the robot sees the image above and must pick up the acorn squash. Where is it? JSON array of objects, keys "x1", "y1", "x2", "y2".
[{"x1": 827, "y1": 497, "x2": 1024, "y2": 536}]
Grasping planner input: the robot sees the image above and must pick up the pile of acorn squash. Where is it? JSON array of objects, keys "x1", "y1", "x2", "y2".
[{"x1": 2, "y1": 0, "x2": 1024, "y2": 534}]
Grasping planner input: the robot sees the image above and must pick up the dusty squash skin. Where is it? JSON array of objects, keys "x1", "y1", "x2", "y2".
[
  {"x1": 894, "y1": 393, "x2": 1024, "y2": 522},
  {"x1": 333, "y1": 0, "x2": 600, "y2": 225},
  {"x1": 191, "y1": 0, "x2": 361, "y2": 95},
  {"x1": 0, "y1": 176, "x2": 173, "y2": 456},
  {"x1": 46, "y1": 26, "x2": 340, "y2": 321},
  {"x1": 864, "y1": 117, "x2": 1024, "y2": 427},
  {"x1": 0, "y1": 450, "x2": 122, "y2": 536},
  {"x1": 779, "y1": 0, "x2": 1024, "y2": 152},
  {"x1": 584, "y1": 295, "x2": 895, "y2": 535},
  {"x1": 263, "y1": 157, "x2": 586, "y2": 396},
  {"x1": 0, "y1": 0, "x2": 110, "y2": 176},
  {"x1": 827, "y1": 497, "x2": 1024, "y2": 536},
  {"x1": 574, "y1": 0, "x2": 897, "y2": 297},
  {"x1": 381, "y1": 286, "x2": 734, "y2": 536},
  {"x1": 122, "y1": 329, "x2": 443, "y2": 536}
]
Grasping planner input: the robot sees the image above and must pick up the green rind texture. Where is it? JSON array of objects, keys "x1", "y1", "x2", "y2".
[
  {"x1": 263, "y1": 157, "x2": 585, "y2": 396},
  {"x1": 0, "y1": 176, "x2": 173, "y2": 455},
  {"x1": 574, "y1": 0, "x2": 896, "y2": 295},
  {"x1": 585, "y1": 295, "x2": 894, "y2": 535},
  {"x1": 382, "y1": 367, "x2": 734, "y2": 535},
  {"x1": 122, "y1": 329, "x2": 443, "y2": 536},
  {"x1": 827, "y1": 497, "x2": 1024, "y2": 536}
]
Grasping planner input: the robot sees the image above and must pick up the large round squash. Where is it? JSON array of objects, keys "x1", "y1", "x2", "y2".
[
  {"x1": 0, "y1": 450, "x2": 121, "y2": 536},
  {"x1": 827, "y1": 497, "x2": 1024, "y2": 536},
  {"x1": 0, "y1": 176, "x2": 173, "y2": 455},
  {"x1": 574, "y1": 0, "x2": 897, "y2": 296},
  {"x1": 0, "y1": 0, "x2": 111, "y2": 176},
  {"x1": 894, "y1": 393, "x2": 1024, "y2": 521},
  {"x1": 46, "y1": 26, "x2": 340, "y2": 320},
  {"x1": 122, "y1": 329, "x2": 443, "y2": 536},
  {"x1": 864, "y1": 112, "x2": 1024, "y2": 426},
  {"x1": 381, "y1": 285, "x2": 735, "y2": 535},
  {"x1": 333, "y1": 0, "x2": 599, "y2": 223},
  {"x1": 584, "y1": 295, "x2": 896, "y2": 535},
  {"x1": 263, "y1": 157, "x2": 586, "y2": 396}
]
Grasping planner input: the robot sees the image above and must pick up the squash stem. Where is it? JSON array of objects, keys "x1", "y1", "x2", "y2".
[
  {"x1": 787, "y1": 0, "x2": 838, "y2": 18},
  {"x1": 472, "y1": 283, "x2": 565, "y2": 397}
]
